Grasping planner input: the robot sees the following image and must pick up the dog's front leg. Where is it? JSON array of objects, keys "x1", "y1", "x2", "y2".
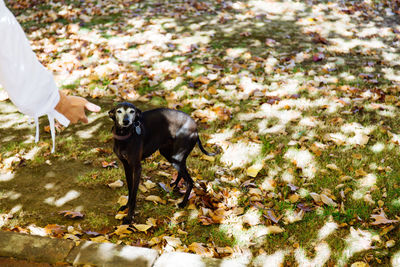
[
  {"x1": 119, "y1": 159, "x2": 132, "y2": 213},
  {"x1": 125, "y1": 161, "x2": 141, "y2": 224}
]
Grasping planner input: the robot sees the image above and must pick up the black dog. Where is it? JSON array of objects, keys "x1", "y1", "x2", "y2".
[{"x1": 109, "y1": 102, "x2": 216, "y2": 224}]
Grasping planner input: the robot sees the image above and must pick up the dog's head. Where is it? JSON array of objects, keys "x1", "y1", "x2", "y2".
[{"x1": 109, "y1": 102, "x2": 142, "y2": 128}]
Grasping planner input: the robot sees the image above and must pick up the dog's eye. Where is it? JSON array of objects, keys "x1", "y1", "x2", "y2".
[
  {"x1": 117, "y1": 110, "x2": 122, "y2": 114},
  {"x1": 130, "y1": 110, "x2": 135, "y2": 114}
]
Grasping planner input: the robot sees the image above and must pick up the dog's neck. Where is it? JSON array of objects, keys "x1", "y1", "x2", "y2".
[
  {"x1": 112, "y1": 119, "x2": 142, "y2": 141},
  {"x1": 113, "y1": 126, "x2": 133, "y2": 141}
]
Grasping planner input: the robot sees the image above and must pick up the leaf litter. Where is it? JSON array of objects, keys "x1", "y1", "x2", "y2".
[{"x1": 1, "y1": 0, "x2": 400, "y2": 265}]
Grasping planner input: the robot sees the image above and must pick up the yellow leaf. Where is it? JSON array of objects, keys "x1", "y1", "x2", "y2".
[
  {"x1": 113, "y1": 225, "x2": 132, "y2": 238},
  {"x1": 139, "y1": 184, "x2": 148, "y2": 193},
  {"x1": 90, "y1": 235, "x2": 110, "y2": 243},
  {"x1": 351, "y1": 262, "x2": 369, "y2": 267},
  {"x1": 177, "y1": 229, "x2": 188, "y2": 235},
  {"x1": 157, "y1": 171, "x2": 171, "y2": 177},
  {"x1": 115, "y1": 211, "x2": 127, "y2": 220},
  {"x1": 289, "y1": 194, "x2": 300, "y2": 203},
  {"x1": 208, "y1": 86, "x2": 217, "y2": 94},
  {"x1": 246, "y1": 162, "x2": 263, "y2": 177},
  {"x1": 146, "y1": 217, "x2": 157, "y2": 227},
  {"x1": 149, "y1": 236, "x2": 163, "y2": 246},
  {"x1": 117, "y1": 196, "x2": 128, "y2": 206},
  {"x1": 133, "y1": 224, "x2": 152, "y2": 233},
  {"x1": 145, "y1": 195, "x2": 166, "y2": 204},
  {"x1": 144, "y1": 180, "x2": 156, "y2": 189},
  {"x1": 266, "y1": 225, "x2": 284, "y2": 234},
  {"x1": 201, "y1": 155, "x2": 215, "y2": 162},
  {"x1": 355, "y1": 169, "x2": 367, "y2": 177}
]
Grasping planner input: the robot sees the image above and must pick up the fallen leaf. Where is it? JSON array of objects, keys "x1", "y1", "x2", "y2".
[
  {"x1": 201, "y1": 155, "x2": 215, "y2": 162},
  {"x1": 59, "y1": 210, "x2": 85, "y2": 219},
  {"x1": 44, "y1": 224, "x2": 64, "y2": 236},
  {"x1": 144, "y1": 180, "x2": 156, "y2": 189},
  {"x1": 188, "y1": 242, "x2": 210, "y2": 256},
  {"x1": 145, "y1": 195, "x2": 166, "y2": 205},
  {"x1": 264, "y1": 210, "x2": 281, "y2": 223},
  {"x1": 246, "y1": 162, "x2": 263, "y2": 177},
  {"x1": 146, "y1": 217, "x2": 157, "y2": 227},
  {"x1": 118, "y1": 195, "x2": 128, "y2": 206},
  {"x1": 310, "y1": 192, "x2": 321, "y2": 203},
  {"x1": 320, "y1": 194, "x2": 337, "y2": 207},
  {"x1": 355, "y1": 169, "x2": 367, "y2": 177},
  {"x1": 351, "y1": 262, "x2": 369, "y2": 267},
  {"x1": 108, "y1": 180, "x2": 124, "y2": 189},
  {"x1": 193, "y1": 76, "x2": 210, "y2": 85},
  {"x1": 371, "y1": 209, "x2": 399, "y2": 225},
  {"x1": 326, "y1": 163, "x2": 340, "y2": 171},
  {"x1": 158, "y1": 182, "x2": 171, "y2": 193},
  {"x1": 133, "y1": 224, "x2": 152, "y2": 233},
  {"x1": 289, "y1": 194, "x2": 300, "y2": 203},
  {"x1": 386, "y1": 240, "x2": 395, "y2": 248},
  {"x1": 113, "y1": 225, "x2": 133, "y2": 238},
  {"x1": 163, "y1": 236, "x2": 182, "y2": 247},
  {"x1": 90, "y1": 235, "x2": 110, "y2": 243},
  {"x1": 115, "y1": 211, "x2": 127, "y2": 220},
  {"x1": 101, "y1": 161, "x2": 118, "y2": 168},
  {"x1": 266, "y1": 225, "x2": 284, "y2": 234}
]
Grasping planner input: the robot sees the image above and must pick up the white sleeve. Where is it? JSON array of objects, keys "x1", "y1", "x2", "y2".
[{"x1": 0, "y1": 1, "x2": 68, "y2": 126}]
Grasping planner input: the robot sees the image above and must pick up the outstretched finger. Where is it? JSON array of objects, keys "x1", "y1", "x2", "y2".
[{"x1": 85, "y1": 102, "x2": 101, "y2": 112}]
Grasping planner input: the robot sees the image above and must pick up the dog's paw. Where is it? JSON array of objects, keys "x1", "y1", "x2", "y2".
[
  {"x1": 122, "y1": 216, "x2": 133, "y2": 225},
  {"x1": 118, "y1": 205, "x2": 128, "y2": 212},
  {"x1": 177, "y1": 201, "x2": 187, "y2": 209}
]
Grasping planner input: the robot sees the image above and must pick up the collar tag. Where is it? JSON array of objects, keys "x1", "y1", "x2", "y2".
[{"x1": 135, "y1": 125, "x2": 141, "y2": 135}]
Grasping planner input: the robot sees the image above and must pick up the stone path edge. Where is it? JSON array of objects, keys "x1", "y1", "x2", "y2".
[{"x1": 0, "y1": 230, "x2": 251, "y2": 267}]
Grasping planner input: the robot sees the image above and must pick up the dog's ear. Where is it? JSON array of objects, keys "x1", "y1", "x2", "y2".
[
  {"x1": 135, "y1": 107, "x2": 142, "y2": 120},
  {"x1": 108, "y1": 108, "x2": 116, "y2": 121}
]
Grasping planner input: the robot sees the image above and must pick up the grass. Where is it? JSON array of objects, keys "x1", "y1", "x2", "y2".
[{"x1": 2, "y1": 0, "x2": 400, "y2": 265}]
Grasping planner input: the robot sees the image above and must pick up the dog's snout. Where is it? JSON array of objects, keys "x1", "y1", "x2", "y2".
[{"x1": 123, "y1": 117, "x2": 130, "y2": 125}]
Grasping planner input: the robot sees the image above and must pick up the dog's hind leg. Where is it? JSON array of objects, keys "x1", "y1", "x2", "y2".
[
  {"x1": 177, "y1": 162, "x2": 193, "y2": 208},
  {"x1": 159, "y1": 147, "x2": 182, "y2": 190}
]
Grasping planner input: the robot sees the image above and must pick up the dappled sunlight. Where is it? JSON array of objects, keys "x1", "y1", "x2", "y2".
[
  {"x1": 44, "y1": 190, "x2": 81, "y2": 207},
  {"x1": 0, "y1": 190, "x2": 21, "y2": 201},
  {"x1": 1, "y1": 0, "x2": 400, "y2": 264},
  {"x1": 0, "y1": 171, "x2": 14, "y2": 182},
  {"x1": 295, "y1": 242, "x2": 331, "y2": 267},
  {"x1": 317, "y1": 219, "x2": 338, "y2": 241},
  {"x1": 392, "y1": 251, "x2": 400, "y2": 267},
  {"x1": 253, "y1": 250, "x2": 287, "y2": 267},
  {"x1": 220, "y1": 141, "x2": 261, "y2": 170},
  {"x1": 284, "y1": 148, "x2": 316, "y2": 180},
  {"x1": 76, "y1": 122, "x2": 102, "y2": 139},
  {"x1": 338, "y1": 228, "x2": 373, "y2": 266},
  {"x1": 352, "y1": 173, "x2": 377, "y2": 205}
]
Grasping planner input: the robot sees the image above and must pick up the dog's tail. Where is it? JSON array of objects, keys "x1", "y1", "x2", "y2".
[{"x1": 197, "y1": 137, "x2": 218, "y2": 156}]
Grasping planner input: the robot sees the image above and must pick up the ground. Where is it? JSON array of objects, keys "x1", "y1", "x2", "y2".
[{"x1": 1, "y1": 0, "x2": 400, "y2": 266}]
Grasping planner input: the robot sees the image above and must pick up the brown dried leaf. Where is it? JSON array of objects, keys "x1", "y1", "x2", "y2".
[
  {"x1": 44, "y1": 224, "x2": 64, "y2": 236},
  {"x1": 320, "y1": 194, "x2": 337, "y2": 207},
  {"x1": 59, "y1": 210, "x2": 85, "y2": 219},
  {"x1": 371, "y1": 210, "x2": 399, "y2": 225}
]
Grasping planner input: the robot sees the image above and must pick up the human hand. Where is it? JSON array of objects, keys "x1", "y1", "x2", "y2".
[{"x1": 55, "y1": 91, "x2": 101, "y2": 124}]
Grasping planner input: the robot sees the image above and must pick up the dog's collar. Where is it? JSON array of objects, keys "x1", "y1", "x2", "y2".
[
  {"x1": 113, "y1": 131, "x2": 132, "y2": 140},
  {"x1": 112, "y1": 121, "x2": 141, "y2": 140}
]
